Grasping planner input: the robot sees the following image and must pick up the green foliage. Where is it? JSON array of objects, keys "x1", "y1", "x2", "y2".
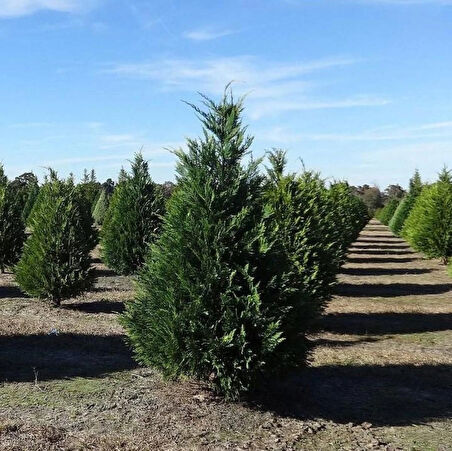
[
  {"x1": 8, "y1": 172, "x2": 40, "y2": 224},
  {"x1": 100, "y1": 154, "x2": 165, "y2": 275},
  {"x1": 122, "y1": 93, "x2": 369, "y2": 400},
  {"x1": 92, "y1": 188, "x2": 112, "y2": 226},
  {"x1": 77, "y1": 169, "x2": 101, "y2": 212},
  {"x1": 123, "y1": 92, "x2": 276, "y2": 399},
  {"x1": 388, "y1": 169, "x2": 424, "y2": 236},
  {"x1": 402, "y1": 168, "x2": 452, "y2": 263},
  {"x1": 262, "y1": 157, "x2": 339, "y2": 371},
  {"x1": 409, "y1": 169, "x2": 423, "y2": 197},
  {"x1": 261, "y1": 158, "x2": 368, "y2": 372},
  {"x1": 0, "y1": 167, "x2": 26, "y2": 272},
  {"x1": 389, "y1": 195, "x2": 416, "y2": 236},
  {"x1": 329, "y1": 181, "x2": 369, "y2": 253},
  {"x1": 22, "y1": 182, "x2": 40, "y2": 224},
  {"x1": 375, "y1": 198, "x2": 399, "y2": 225},
  {"x1": 15, "y1": 172, "x2": 97, "y2": 304}
]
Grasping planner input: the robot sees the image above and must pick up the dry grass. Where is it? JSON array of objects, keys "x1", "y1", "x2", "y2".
[{"x1": 0, "y1": 220, "x2": 451, "y2": 450}]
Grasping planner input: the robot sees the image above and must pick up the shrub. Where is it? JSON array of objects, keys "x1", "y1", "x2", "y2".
[
  {"x1": 376, "y1": 198, "x2": 399, "y2": 225},
  {"x1": 15, "y1": 172, "x2": 97, "y2": 305},
  {"x1": 100, "y1": 154, "x2": 165, "y2": 275},
  {"x1": 402, "y1": 168, "x2": 452, "y2": 263},
  {"x1": 0, "y1": 166, "x2": 26, "y2": 273}
]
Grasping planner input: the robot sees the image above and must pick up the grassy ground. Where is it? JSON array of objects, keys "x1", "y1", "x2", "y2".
[{"x1": 0, "y1": 219, "x2": 451, "y2": 450}]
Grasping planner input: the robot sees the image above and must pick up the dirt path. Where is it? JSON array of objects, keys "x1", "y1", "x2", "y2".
[
  {"x1": 306, "y1": 219, "x2": 452, "y2": 449},
  {"x1": 0, "y1": 220, "x2": 451, "y2": 450}
]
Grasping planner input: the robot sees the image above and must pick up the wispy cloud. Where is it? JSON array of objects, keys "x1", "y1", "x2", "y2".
[
  {"x1": 0, "y1": 0, "x2": 100, "y2": 18},
  {"x1": 105, "y1": 55, "x2": 388, "y2": 119},
  {"x1": 261, "y1": 121, "x2": 452, "y2": 144},
  {"x1": 183, "y1": 28, "x2": 236, "y2": 41},
  {"x1": 249, "y1": 96, "x2": 390, "y2": 119},
  {"x1": 43, "y1": 142, "x2": 182, "y2": 166}
]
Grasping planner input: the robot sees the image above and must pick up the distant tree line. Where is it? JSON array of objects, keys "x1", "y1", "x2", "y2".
[{"x1": 351, "y1": 183, "x2": 406, "y2": 217}]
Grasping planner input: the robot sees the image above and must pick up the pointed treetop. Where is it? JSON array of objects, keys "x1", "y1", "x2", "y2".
[
  {"x1": 409, "y1": 169, "x2": 422, "y2": 196},
  {"x1": 266, "y1": 148, "x2": 288, "y2": 183},
  {"x1": 438, "y1": 166, "x2": 451, "y2": 184}
]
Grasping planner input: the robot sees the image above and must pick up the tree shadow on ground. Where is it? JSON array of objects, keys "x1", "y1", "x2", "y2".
[
  {"x1": 347, "y1": 257, "x2": 419, "y2": 264},
  {"x1": 94, "y1": 268, "x2": 118, "y2": 278},
  {"x1": 317, "y1": 312, "x2": 452, "y2": 335},
  {"x1": 351, "y1": 244, "x2": 411, "y2": 250},
  {"x1": 356, "y1": 238, "x2": 405, "y2": 243},
  {"x1": 336, "y1": 282, "x2": 452, "y2": 297},
  {"x1": 340, "y1": 267, "x2": 433, "y2": 276},
  {"x1": 349, "y1": 249, "x2": 415, "y2": 255},
  {"x1": 63, "y1": 300, "x2": 125, "y2": 314},
  {"x1": 310, "y1": 336, "x2": 381, "y2": 347},
  {"x1": 0, "y1": 333, "x2": 136, "y2": 383},
  {"x1": 251, "y1": 363, "x2": 452, "y2": 426},
  {"x1": 0, "y1": 285, "x2": 28, "y2": 299}
]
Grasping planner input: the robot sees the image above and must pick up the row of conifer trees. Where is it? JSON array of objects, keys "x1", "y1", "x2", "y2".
[
  {"x1": 375, "y1": 168, "x2": 452, "y2": 265},
  {"x1": 0, "y1": 90, "x2": 369, "y2": 398}
]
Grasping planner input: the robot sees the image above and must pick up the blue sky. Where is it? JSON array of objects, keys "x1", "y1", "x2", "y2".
[{"x1": 0, "y1": 0, "x2": 451, "y2": 188}]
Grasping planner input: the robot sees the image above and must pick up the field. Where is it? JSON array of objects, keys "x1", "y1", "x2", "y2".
[{"x1": 0, "y1": 219, "x2": 451, "y2": 450}]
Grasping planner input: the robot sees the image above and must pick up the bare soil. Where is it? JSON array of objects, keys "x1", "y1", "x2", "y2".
[{"x1": 1, "y1": 219, "x2": 451, "y2": 450}]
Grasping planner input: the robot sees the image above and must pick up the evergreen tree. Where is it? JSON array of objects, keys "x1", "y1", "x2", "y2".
[
  {"x1": 123, "y1": 92, "x2": 282, "y2": 399},
  {"x1": 409, "y1": 169, "x2": 423, "y2": 196},
  {"x1": 92, "y1": 187, "x2": 112, "y2": 226},
  {"x1": 118, "y1": 167, "x2": 128, "y2": 184},
  {"x1": 261, "y1": 154, "x2": 367, "y2": 371},
  {"x1": 0, "y1": 166, "x2": 7, "y2": 185},
  {"x1": 376, "y1": 198, "x2": 399, "y2": 225},
  {"x1": 15, "y1": 172, "x2": 97, "y2": 304},
  {"x1": 328, "y1": 180, "x2": 369, "y2": 252},
  {"x1": 402, "y1": 168, "x2": 452, "y2": 263},
  {"x1": 77, "y1": 169, "x2": 101, "y2": 212},
  {"x1": 122, "y1": 93, "x2": 368, "y2": 399},
  {"x1": 22, "y1": 182, "x2": 40, "y2": 224},
  {"x1": 389, "y1": 169, "x2": 423, "y2": 236},
  {"x1": 0, "y1": 166, "x2": 26, "y2": 272},
  {"x1": 101, "y1": 154, "x2": 164, "y2": 275}
]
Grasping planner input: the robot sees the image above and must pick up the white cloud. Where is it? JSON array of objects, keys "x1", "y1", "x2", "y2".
[
  {"x1": 106, "y1": 55, "x2": 389, "y2": 119},
  {"x1": 0, "y1": 0, "x2": 98, "y2": 18},
  {"x1": 183, "y1": 28, "x2": 236, "y2": 41}
]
